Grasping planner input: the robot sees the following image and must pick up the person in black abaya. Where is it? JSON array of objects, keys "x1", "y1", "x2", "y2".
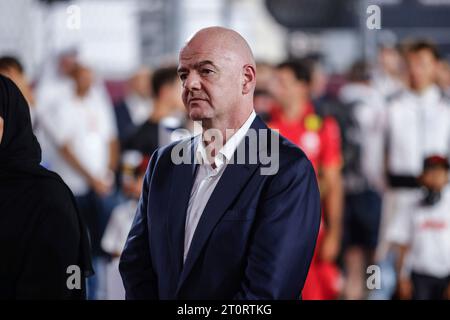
[{"x1": 0, "y1": 74, "x2": 93, "y2": 299}]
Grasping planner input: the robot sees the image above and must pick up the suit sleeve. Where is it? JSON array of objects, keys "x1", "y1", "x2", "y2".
[
  {"x1": 234, "y1": 156, "x2": 321, "y2": 299},
  {"x1": 119, "y1": 151, "x2": 159, "y2": 299}
]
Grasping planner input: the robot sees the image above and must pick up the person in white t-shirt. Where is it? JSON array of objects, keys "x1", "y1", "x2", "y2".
[
  {"x1": 34, "y1": 50, "x2": 79, "y2": 169},
  {"x1": 42, "y1": 64, "x2": 119, "y2": 197},
  {"x1": 387, "y1": 155, "x2": 450, "y2": 300}
]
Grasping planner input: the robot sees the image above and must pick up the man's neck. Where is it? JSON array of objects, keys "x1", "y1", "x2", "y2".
[
  {"x1": 283, "y1": 98, "x2": 308, "y2": 121},
  {"x1": 200, "y1": 109, "x2": 253, "y2": 153},
  {"x1": 76, "y1": 88, "x2": 88, "y2": 98}
]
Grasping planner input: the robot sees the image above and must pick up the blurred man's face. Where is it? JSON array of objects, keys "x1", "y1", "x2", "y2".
[
  {"x1": 74, "y1": 67, "x2": 93, "y2": 94},
  {"x1": 379, "y1": 47, "x2": 402, "y2": 75},
  {"x1": 421, "y1": 167, "x2": 449, "y2": 192},
  {"x1": 271, "y1": 67, "x2": 308, "y2": 109},
  {"x1": 178, "y1": 41, "x2": 242, "y2": 121},
  {"x1": 159, "y1": 78, "x2": 185, "y2": 112},
  {"x1": 255, "y1": 63, "x2": 274, "y2": 91},
  {"x1": 0, "y1": 116, "x2": 3, "y2": 144},
  {"x1": 122, "y1": 174, "x2": 144, "y2": 199},
  {"x1": 407, "y1": 49, "x2": 438, "y2": 91},
  {"x1": 254, "y1": 92, "x2": 275, "y2": 115},
  {"x1": 59, "y1": 54, "x2": 77, "y2": 77},
  {"x1": 130, "y1": 68, "x2": 151, "y2": 98}
]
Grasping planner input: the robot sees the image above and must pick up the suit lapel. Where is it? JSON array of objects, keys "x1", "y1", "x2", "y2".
[
  {"x1": 166, "y1": 137, "x2": 198, "y2": 290},
  {"x1": 176, "y1": 116, "x2": 268, "y2": 294},
  {"x1": 176, "y1": 162, "x2": 259, "y2": 294}
]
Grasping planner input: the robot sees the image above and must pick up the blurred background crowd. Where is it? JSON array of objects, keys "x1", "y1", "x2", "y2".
[{"x1": 1, "y1": 0, "x2": 450, "y2": 300}]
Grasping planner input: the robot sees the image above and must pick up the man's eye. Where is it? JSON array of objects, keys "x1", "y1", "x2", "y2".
[
  {"x1": 179, "y1": 74, "x2": 187, "y2": 80},
  {"x1": 201, "y1": 69, "x2": 213, "y2": 75}
]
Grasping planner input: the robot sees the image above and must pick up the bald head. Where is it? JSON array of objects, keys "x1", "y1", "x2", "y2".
[
  {"x1": 182, "y1": 27, "x2": 255, "y2": 68},
  {"x1": 178, "y1": 27, "x2": 256, "y2": 128}
]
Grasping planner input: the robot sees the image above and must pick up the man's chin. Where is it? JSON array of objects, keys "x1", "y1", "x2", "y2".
[{"x1": 189, "y1": 110, "x2": 212, "y2": 122}]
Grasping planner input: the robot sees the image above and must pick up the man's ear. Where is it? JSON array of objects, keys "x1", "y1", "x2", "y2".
[{"x1": 242, "y1": 64, "x2": 256, "y2": 95}]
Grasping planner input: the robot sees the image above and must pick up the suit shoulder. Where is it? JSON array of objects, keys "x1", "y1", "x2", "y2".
[
  {"x1": 275, "y1": 131, "x2": 310, "y2": 167},
  {"x1": 263, "y1": 131, "x2": 316, "y2": 192}
]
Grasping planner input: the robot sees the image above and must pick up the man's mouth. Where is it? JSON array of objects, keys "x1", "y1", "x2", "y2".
[{"x1": 188, "y1": 98, "x2": 207, "y2": 104}]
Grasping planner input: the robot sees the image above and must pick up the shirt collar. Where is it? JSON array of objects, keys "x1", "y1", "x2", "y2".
[{"x1": 196, "y1": 110, "x2": 256, "y2": 169}]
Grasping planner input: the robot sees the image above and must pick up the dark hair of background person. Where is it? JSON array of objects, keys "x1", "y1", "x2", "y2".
[
  {"x1": 405, "y1": 39, "x2": 441, "y2": 60},
  {"x1": 277, "y1": 59, "x2": 312, "y2": 84},
  {"x1": 347, "y1": 60, "x2": 371, "y2": 83},
  {"x1": 151, "y1": 66, "x2": 179, "y2": 98}
]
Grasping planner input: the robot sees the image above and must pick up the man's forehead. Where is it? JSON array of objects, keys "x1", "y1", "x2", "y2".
[
  {"x1": 179, "y1": 47, "x2": 233, "y2": 68},
  {"x1": 179, "y1": 49, "x2": 213, "y2": 62}
]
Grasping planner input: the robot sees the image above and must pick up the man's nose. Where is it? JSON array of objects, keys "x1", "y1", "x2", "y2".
[{"x1": 184, "y1": 72, "x2": 201, "y2": 91}]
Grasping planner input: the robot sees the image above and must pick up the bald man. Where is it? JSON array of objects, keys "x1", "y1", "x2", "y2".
[{"x1": 119, "y1": 27, "x2": 321, "y2": 299}]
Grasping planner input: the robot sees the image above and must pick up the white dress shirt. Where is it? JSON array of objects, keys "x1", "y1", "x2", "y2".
[{"x1": 183, "y1": 110, "x2": 256, "y2": 262}]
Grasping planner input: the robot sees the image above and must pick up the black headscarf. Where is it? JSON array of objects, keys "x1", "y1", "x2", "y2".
[{"x1": 0, "y1": 75, "x2": 93, "y2": 298}]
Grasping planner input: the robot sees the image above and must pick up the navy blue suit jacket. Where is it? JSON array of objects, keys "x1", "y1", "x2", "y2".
[{"x1": 119, "y1": 116, "x2": 321, "y2": 299}]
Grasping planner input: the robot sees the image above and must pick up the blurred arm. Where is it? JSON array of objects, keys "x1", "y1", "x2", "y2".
[
  {"x1": 320, "y1": 165, "x2": 344, "y2": 262},
  {"x1": 396, "y1": 244, "x2": 413, "y2": 300},
  {"x1": 319, "y1": 117, "x2": 344, "y2": 262},
  {"x1": 108, "y1": 138, "x2": 120, "y2": 172}
]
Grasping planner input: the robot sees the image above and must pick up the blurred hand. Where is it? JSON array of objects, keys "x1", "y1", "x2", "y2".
[
  {"x1": 398, "y1": 278, "x2": 413, "y2": 300},
  {"x1": 91, "y1": 178, "x2": 112, "y2": 197},
  {"x1": 320, "y1": 233, "x2": 340, "y2": 262}
]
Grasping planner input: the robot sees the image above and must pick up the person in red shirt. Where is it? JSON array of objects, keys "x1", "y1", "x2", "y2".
[{"x1": 269, "y1": 60, "x2": 344, "y2": 299}]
